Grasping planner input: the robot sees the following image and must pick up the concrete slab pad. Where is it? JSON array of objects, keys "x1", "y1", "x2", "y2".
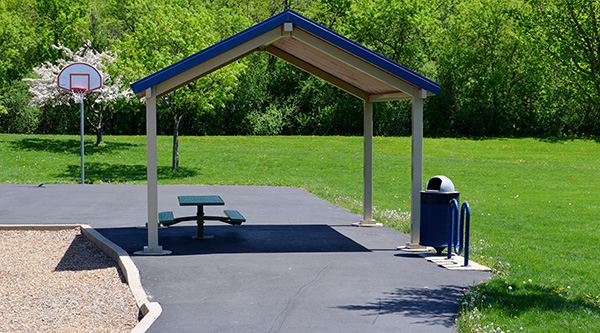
[{"x1": 418, "y1": 253, "x2": 492, "y2": 271}]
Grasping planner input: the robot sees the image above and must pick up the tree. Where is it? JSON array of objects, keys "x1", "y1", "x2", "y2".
[
  {"x1": 528, "y1": 0, "x2": 600, "y2": 133},
  {"x1": 24, "y1": 41, "x2": 131, "y2": 145},
  {"x1": 0, "y1": 2, "x2": 38, "y2": 87},
  {"x1": 345, "y1": 0, "x2": 434, "y2": 71},
  {"x1": 237, "y1": 0, "x2": 318, "y2": 22},
  {"x1": 0, "y1": 80, "x2": 42, "y2": 133},
  {"x1": 34, "y1": 0, "x2": 87, "y2": 51},
  {"x1": 0, "y1": 95, "x2": 6, "y2": 116},
  {"x1": 428, "y1": 0, "x2": 546, "y2": 136},
  {"x1": 115, "y1": 0, "x2": 247, "y2": 170}
]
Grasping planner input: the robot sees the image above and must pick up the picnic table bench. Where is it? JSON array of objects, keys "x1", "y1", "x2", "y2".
[{"x1": 159, "y1": 195, "x2": 245, "y2": 239}]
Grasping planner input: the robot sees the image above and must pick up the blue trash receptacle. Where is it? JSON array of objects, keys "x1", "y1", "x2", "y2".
[{"x1": 419, "y1": 176, "x2": 460, "y2": 255}]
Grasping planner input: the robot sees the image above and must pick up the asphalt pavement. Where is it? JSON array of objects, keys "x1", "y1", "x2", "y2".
[{"x1": 0, "y1": 184, "x2": 490, "y2": 332}]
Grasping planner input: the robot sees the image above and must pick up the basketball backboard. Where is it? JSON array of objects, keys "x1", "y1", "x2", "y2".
[{"x1": 57, "y1": 62, "x2": 102, "y2": 94}]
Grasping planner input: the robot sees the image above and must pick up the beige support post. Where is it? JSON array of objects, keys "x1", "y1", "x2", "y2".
[
  {"x1": 354, "y1": 99, "x2": 381, "y2": 227},
  {"x1": 405, "y1": 87, "x2": 428, "y2": 248},
  {"x1": 136, "y1": 86, "x2": 170, "y2": 255}
]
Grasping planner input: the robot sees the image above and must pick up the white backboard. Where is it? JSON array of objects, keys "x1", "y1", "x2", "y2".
[{"x1": 57, "y1": 62, "x2": 102, "y2": 93}]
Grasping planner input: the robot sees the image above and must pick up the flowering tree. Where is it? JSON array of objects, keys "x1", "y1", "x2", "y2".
[{"x1": 24, "y1": 41, "x2": 131, "y2": 145}]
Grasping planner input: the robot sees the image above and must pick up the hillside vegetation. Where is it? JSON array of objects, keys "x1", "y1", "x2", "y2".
[{"x1": 1, "y1": 0, "x2": 599, "y2": 137}]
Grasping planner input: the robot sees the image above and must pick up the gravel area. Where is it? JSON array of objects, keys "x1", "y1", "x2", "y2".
[{"x1": 0, "y1": 228, "x2": 139, "y2": 332}]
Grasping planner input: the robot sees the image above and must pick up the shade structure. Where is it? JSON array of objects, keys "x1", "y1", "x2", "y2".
[{"x1": 130, "y1": 10, "x2": 440, "y2": 253}]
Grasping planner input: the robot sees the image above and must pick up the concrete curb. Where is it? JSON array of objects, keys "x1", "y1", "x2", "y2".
[{"x1": 0, "y1": 224, "x2": 161, "y2": 333}]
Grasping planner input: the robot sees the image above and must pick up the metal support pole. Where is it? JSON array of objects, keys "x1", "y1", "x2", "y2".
[
  {"x1": 353, "y1": 99, "x2": 381, "y2": 227},
  {"x1": 407, "y1": 88, "x2": 426, "y2": 248},
  {"x1": 363, "y1": 99, "x2": 374, "y2": 223},
  {"x1": 80, "y1": 98, "x2": 85, "y2": 184},
  {"x1": 136, "y1": 86, "x2": 170, "y2": 255}
]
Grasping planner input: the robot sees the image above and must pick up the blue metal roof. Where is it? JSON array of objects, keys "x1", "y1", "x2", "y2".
[{"x1": 130, "y1": 9, "x2": 440, "y2": 97}]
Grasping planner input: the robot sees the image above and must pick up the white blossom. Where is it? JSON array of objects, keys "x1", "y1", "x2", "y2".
[{"x1": 24, "y1": 41, "x2": 131, "y2": 107}]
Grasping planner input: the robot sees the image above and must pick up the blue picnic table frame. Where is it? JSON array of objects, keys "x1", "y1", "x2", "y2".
[
  {"x1": 158, "y1": 195, "x2": 246, "y2": 239},
  {"x1": 179, "y1": 195, "x2": 224, "y2": 239}
]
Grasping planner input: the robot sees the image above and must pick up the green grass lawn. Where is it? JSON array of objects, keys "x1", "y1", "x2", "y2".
[{"x1": 1, "y1": 133, "x2": 599, "y2": 332}]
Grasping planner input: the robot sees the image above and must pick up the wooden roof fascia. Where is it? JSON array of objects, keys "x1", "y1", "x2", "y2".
[
  {"x1": 265, "y1": 45, "x2": 369, "y2": 101},
  {"x1": 150, "y1": 27, "x2": 284, "y2": 98},
  {"x1": 290, "y1": 29, "x2": 416, "y2": 97}
]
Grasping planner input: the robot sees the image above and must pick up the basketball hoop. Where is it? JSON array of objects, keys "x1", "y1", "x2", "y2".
[
  {"x1": 71, "y1": 87, "x2": 89, "y2": 94},
  {"x1": 57, "y1": 62, "x2": 103, "y2": 184},
  {"x1": 71, "y1": 88, "x2": 88, "y2": 103},
  {"x1": 57, "y1": 62, "x2": 102, "y2": 98}
]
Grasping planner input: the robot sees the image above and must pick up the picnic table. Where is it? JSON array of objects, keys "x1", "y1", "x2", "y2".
[{"x1": 159, "y1": 195, "x2": 245, "y2": 239}]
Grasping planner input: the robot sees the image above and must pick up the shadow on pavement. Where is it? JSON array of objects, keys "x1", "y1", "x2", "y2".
[
  {"x1": 335, "y1": 285, "x2": 466, "y2": 328},
  {"x1": 97, "y1": 224, "x2": 370, "y2": 256}
]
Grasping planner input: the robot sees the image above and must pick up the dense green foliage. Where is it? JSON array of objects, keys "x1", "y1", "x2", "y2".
[
  {"x1": 1, "y1": 0, "x2": 599, "y2": 137},
  {"x1": 1, "y1": 133, "x2": 599, "y2": 331}
]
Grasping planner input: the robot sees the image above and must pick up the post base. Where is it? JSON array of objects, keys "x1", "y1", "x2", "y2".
[
  {"x1": 397, "y1": 243, "x2": 431, "y2": 252},
  {"x1": 135, "y1": 246, "x2": 171, "y2": 255},
  {"x1": 352, "y1": 220, "x2": 383, "y2": 227}
]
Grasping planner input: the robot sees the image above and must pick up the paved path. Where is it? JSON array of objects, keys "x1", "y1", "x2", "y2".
[{"x1": 0, "y1": 184, "x2": 490, "y2": 332}]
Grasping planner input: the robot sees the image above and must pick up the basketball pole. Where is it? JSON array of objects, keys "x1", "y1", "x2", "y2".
[
  {"x1": 57, "y1": 62, "x2": 102, "y2": 186},
  {"x1": 80, "y1": 95, "x2": 84, "y2": 185}
]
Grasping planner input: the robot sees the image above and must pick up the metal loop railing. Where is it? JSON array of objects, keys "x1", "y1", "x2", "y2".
[
  {"x1": 460, "y1": 201, "x2": 471, "y2": 266},
  {"x1": 447, "y1": 199, "x2": 471, "y2": 267},
  {"x1": 447, "y1": 199, "x2": 459, "y2": 260}
]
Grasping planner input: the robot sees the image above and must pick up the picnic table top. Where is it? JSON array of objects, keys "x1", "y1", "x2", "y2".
[{"x1": 178, "y1": 195, "x2": 225, "y2": 206}]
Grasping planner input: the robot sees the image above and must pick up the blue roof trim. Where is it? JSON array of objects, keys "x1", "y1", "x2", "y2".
[
  {"x1": 130, "y1": 10, "x2": 440, "y2": 96},
  {"x1": 130, "y1": 10, "x2": 292, "y2": 94}
]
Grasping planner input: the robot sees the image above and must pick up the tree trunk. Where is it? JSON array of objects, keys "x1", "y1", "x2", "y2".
[
  {"x1": 95, "y1": 110, "x2": 103, "y2": 145},
  {"x1": 172, "y1": 114, "x2": 182, "y2": 170},
  {"x1": 85, "y1": 101, "x2": 112, "y2": 146},
  {"x1": 96, "y1": 128, "x2": 103, "y2": 146}
]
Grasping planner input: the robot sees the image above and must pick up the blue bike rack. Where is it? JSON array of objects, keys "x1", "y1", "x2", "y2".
[{"x1": 447, "y1": 199, "x2": 471, "y2": 267}]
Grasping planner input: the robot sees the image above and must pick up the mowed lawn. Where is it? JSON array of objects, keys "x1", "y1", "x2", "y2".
[{"x1": 1, "y1": 133, "x2": 599, "y2": 332}]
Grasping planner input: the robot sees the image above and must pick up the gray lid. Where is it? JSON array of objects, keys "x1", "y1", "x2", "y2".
[{"x1": 425, "y1": 175, "x2": 455, "y2": 192}]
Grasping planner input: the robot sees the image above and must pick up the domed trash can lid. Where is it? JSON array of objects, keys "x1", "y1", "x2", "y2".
[{"x1": 425, "y1": 175, "x2": 457, "y2": 193}]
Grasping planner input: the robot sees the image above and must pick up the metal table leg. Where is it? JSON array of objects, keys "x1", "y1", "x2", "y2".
[{"x1": 194, "y1": 205, "x2": 213, "y2": 239}]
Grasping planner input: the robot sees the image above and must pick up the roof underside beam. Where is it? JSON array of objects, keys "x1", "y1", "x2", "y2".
[
  {"x1": 291, "y1": 29, "x2": 416, "y2": 97},
  {"x1": 265, "y1": 45, "x2": 369, "y2": 101},
  {"x1": 369, "y1": 92, "x2": 412, "y2": 101}
]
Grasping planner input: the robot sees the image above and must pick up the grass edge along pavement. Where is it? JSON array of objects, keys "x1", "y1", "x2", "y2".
[{"x1": 1, "y1": 133, "x2": 599, "y2": 332}]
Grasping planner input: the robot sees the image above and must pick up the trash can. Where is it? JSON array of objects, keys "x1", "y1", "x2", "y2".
[{"x1": 419, "y1": 175, "x2": 460, "y2": 255}]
